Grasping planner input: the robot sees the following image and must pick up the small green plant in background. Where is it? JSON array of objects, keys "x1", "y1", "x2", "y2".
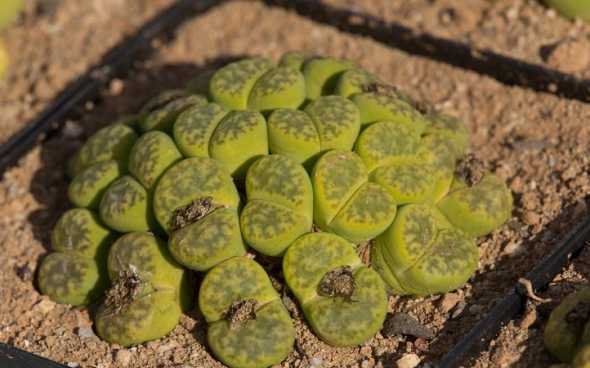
[
  {"x1": 0, "y1": 0, "x2": 22, "y2": 30},
  {"x1": 37, "y1": 52, "x2": 513, "y2": 368},
  {"x1": 545, "y1": 287, "x2": 590, "y2": 367},
  {"x1": 0, "y1": 0, "x2": 23, "y2": 79},
  {"x1": 545, "y1": 0, "x2": 590, "y2": 22}
]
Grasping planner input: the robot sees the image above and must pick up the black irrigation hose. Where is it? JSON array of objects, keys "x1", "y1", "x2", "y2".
[
  {"x1": 439, "y1": 216, "x2": 590, "y2": 367},
  {"x1": 0, "y1": 342, "x2": 67, "y2": 368},
  {"x1": 263, "y1": 0, "x2": 590, "y2": 104},
  {"x1": 0, "y1": 0, "x2": 225, "y2": 176}
]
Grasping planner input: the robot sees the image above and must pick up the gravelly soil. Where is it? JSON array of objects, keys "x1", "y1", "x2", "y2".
[{"x1": 1, "y1": 1, "x2": 589, "y2": 367}]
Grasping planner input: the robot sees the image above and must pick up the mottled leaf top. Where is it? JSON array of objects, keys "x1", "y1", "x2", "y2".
[
  {"x1": 302, "y1": 57, "x2": 355, "y2": 99},
  {"x1": 153, "y1": 157, "x2": 240, "y2": 233},
  {"x1": 99, "y1": 175, "x2": 154, "y2": 233},
  {"x1": 210, "y1": 58, "x2": 274, "y2": 110},
  {"x1": 173, "y1": 103, "x2": 228, "y2": 158},
  {"x1": 248, "y1": 67, "x2": 306, "y2": 111},
  {"x1": 128, "y1": 131, "x2": 182, "y2": 189},
  {"x1": 68, "y1": 124, "x2": 137, "y2": 178},
  {"x1": 199, "y1": 257, "x2": 279, "y2": 323},
  {"x1": 51, "y1": 208, "x2": 113, "y2": 259},
  {"x1": 305, "y1": 95, "x2": 361, "y2": 152},
  {"x1": 169, "y1": 208, "x2": 246, "y2": 271},
  {"x1": 68, "y1": 160, "x2": 125, "y2": 209}
]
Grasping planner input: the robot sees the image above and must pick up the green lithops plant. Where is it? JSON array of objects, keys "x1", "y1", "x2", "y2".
[
  {"x1": 574, "y1": 345, "x2": 590, "y2": 368},
  {"x1": 68, "y1": 160, "x2": 125, "y2": 209},
  {"x1": 173, "y1": 102, "x2": 228, "y2": 158},
  {"x1": 312, "y1": 150, "x2": 397, "y2": 242},
  {"x1": 283, "y1": 232, "x2": 387, "y2": 346},
  {"x1": 99, "y1": 175, "x2": 156, "y2": 233},
  {"x1": 139, "y1": 90, "x2": 208, "y2": 133},
  {"x1": 37, "y1": 209, "x2": 113, "y2": 305},
  {"x1": 153, "y1": 157, "x2": 240, "y2": 233},
  {"x1": 248, "y1": 66, "x2": 306, "y2": 111},
  {"x1": 210, "y1": 57, "x2": 274, "y2": 110},
  {"x1": 302, "y1": 57, "x2": 355, "y2": 99},
  {"x1": 279, "y1": 51, "x2": 308, "y2": 70},
  {"x1": 67, "y1": 124, "x2": 138, "y2": 178},
  {"x1": 545, "y1": 0, "x2": 590, "y2": 22},
  {"x1": 374, "y1": 204, "x2": 478, "y2": 295},
  {"x1": 240, "y1": 154, "x2": 313, "y2": 256},
  {"x1": 304, "y1": 95, "x2": 361, "y2": 152},
  {"x1": 266, "y1": 108, "x2": 321, "y2": 167},
  {"x1": 350, "y1": 91, "x2": 429, "y2": 132},
  {"x1": 95, "y1": 232, "x2": 191, "y2": 347},
  {"x1": 0, "y1": 0, "x2": 23, "y2": 30},
  {"x1": 128, "y1": 130, "x2": 183, "y2": 189},
  {"x1": 208, "y1": 110, "x2": 268, "y2": 178},
  {"x1": 155, "y1": 157, "x2": 245, "y2": 271},
  {"x1": 199, "y1": 257, "x2": 294, "y2": 368},
  {"x1": 41, "y1": 53, "x2": 516, "y2": 362},
  {"x1": 545, "y1": 287, "x2": 590, "y2": 364},
  {"x1": 334, "y1": 68, "x2": 378, "y2": 98},
  {"x1": 438, "y1": 173, "x2": 512, "y2": 237}
]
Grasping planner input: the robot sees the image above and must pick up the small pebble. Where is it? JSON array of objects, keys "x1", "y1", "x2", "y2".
[
  {"x1": 414, "y1": 337, "x2": 428, "y2": 352},
  {"x1": 157, "y1": 341, "x2": 179, "y2": 353},
  {"x1": 310, "y1": 357, "x2": 323, "y2": 368},
  {"x1": 451, "y1": 301, "x2": 466, "y2": 319},
  {"x1": 76, "y1": 327, "x2": 95, "y2": 338},
  {"x1": 439, "y1": 293, "x2": 461, "y2": 313},
  {"x1": 396, "y1": 353, "x2": 420, "y2": 368},
  {"x1": 503, "y1": 240, "x2": 523, "y2": 256},
  {"x1": 35, "y1": 299, "x2": 55, "y2": 314},
  {"x1": 114, "y1": 349, "x2": 133, "y2": 366},
  {"x1": 61, "y1": 120, "x2": 84, "y2": 139},
  {"x1": 67, "y1": 363, "x2": 79, "y2": 368},
  {"x1": 545, "y1": 38, "x2": 590, "y2": 73},
  {"x1": 382, "y1": 313, "x2": 434, "y2": 339},
  {"x1": 522, "y1": 211, "x2": 540, "y2": 226}
]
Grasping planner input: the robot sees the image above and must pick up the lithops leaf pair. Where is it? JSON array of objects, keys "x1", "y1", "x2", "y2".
[
  {"x1": 373, "y1": 204, "x2": 479, "y2": 295},
  {"x1": 312, "y1": 150, "x2": 397, "y2": 243},
  {"x1": 67, "y1": 124, "x2": 138, "y2": 178},
  {"x1": 544, "y1": 287, "x2": 590, "y2": 364},
  {"x1": 95, "y1": 232, "x2": 192, "y2": 347},
  {"x1": 240, "y1": 154, "x2": 313, "y2": 256},
  {"x1": 199, "y1": 257, "x2": 294, "y2": 368},
  {"x1": 139, "y1": 89, "x2": 208, "y2": 133},
  {"x1": 283, "y1": 232, "x2": 388, "y2": 346},
  {"x1": 37, "y1": 209, "x2": 114, "y2": 306},
  {"x1": 438, "y1": 173, "x2": 512, "y2": 237},
  {"x1": 155, "y1": 157, "x2": 245, "y2": 271},
  {"x1": 266, "y1": 94, "x2": 361, "y2": 169},
  {"x1": 174, "y1": 106, "x2": 268, "y2": 179}
]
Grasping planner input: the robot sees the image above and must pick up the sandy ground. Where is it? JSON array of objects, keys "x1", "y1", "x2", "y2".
[{"x1": 1, "y1": 1, "x2": 590, "y2": 367}]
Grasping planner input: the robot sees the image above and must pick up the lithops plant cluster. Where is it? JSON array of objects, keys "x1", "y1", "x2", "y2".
[
  {"x1": 37, "y1": 52, "x2": 512, "y2": 367},
  {"x1": 545, "y1": 287, "x2": 590, "y2": 367}
]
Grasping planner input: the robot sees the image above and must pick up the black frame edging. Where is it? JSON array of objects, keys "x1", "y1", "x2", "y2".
[
  {"x1": 1, "y1": 0, "x2": 590, "y2": 367},
  {"x1": 0, "y1": 343, "x2": 67, "y2": 368},
  {"x1": 263, "y1": 0, "x2": 590, "y2": 104},
  {"x1": 0, "y1": 0, "x2": 225, "y2": 177}
]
